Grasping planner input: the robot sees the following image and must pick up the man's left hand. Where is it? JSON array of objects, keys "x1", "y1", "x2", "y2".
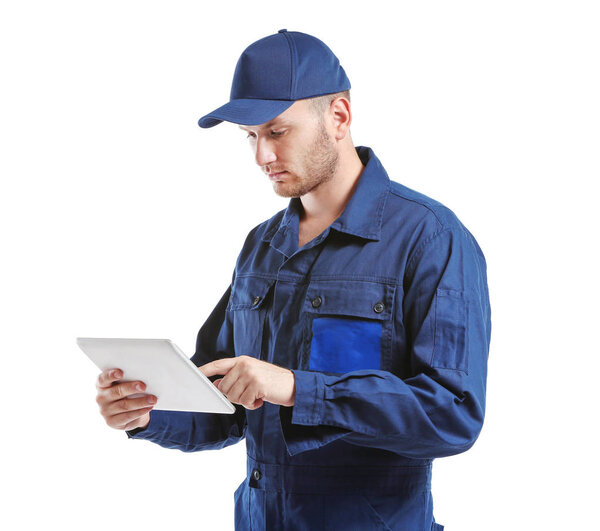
[{"x1": 199, "y1": 356, "x2": 296, "y2": 410}]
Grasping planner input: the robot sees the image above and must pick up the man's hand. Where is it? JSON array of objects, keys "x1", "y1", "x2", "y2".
[
  {"x1": 199, "y1": 356, "x2": 295, "y2": 410},
  {"x1": 95, "y1": 369, "x2": 157, "y2": 431}
]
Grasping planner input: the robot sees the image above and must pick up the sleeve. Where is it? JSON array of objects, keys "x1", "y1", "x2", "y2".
[
  {"x1": 126, "y1": 276, "x2": 248, "y2": 452},
  {"x1": 279, "y1": 224, "x2": 492, "y2": 459}
]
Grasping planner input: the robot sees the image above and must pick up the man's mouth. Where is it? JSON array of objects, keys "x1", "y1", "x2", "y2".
[{"x1": 268, "y1": 171, "x2": 287, "y2": 181}]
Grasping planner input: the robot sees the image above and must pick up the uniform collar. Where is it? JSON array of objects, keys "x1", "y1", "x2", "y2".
[{"x1": 262, "y1": 145, "x2": 390, "y2": 249}]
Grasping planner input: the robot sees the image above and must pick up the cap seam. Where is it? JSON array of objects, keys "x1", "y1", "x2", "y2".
[{"x1": 280, "y1": 31, "x2": 296, "y2": 100}]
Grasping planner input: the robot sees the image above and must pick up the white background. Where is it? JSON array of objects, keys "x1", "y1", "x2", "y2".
[{"x1": 1, "y1": 1, "x2": 598, "y2": 529}]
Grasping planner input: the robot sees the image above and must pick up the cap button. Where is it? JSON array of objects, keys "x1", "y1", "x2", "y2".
[{"x1": 278, "y1": 29, "x2": 288, "y2": 33}]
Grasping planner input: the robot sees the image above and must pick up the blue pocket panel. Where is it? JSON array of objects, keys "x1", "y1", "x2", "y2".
[{"x1": 309, "y1": 316, "x2": 382, "y2": 373}]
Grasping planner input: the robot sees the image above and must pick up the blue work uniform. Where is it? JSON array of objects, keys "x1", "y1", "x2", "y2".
[{"x1": 128, "y1": 146, "x2": 492, "y2": 530}]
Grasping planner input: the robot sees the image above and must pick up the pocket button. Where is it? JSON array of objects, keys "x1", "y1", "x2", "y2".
[
  {"x1": 373, "y1": 301, "x2": 385, "y2": 313},
  {"x1": 252, "y1": 296, "x2": 261, "y2": 306},
  {"x1": 311, "y1": 296, "x2": 322, "y2": 308}
]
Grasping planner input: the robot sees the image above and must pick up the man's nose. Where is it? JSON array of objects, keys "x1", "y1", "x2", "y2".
[{"x1": 254, "y1": 137, "x2": 277, "y2": 167}]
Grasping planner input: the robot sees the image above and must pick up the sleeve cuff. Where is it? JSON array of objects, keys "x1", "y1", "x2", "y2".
[
  {"x1": 289, "y1": 369, "x2": 325, "y2": 425},
  {"x1": 279, "y1": 370, "x2": 351, "y2": 456},
  {"x1": 125, "y1": 426, "x2": 146, "y2": 438},
  {"x1": 125, "y1": 410, "x2": 168, "y2": 440}
]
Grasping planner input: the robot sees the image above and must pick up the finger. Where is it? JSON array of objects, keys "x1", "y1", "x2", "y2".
[
  {"x1": 109, "y1": 407, "x2": 154, "y2": 429},
  {"x1": 97, "y1": 380, "x2": 147, "y2": 408},
  {"x1": 246, "y1": 397, "x2": 264, "y2": 410},
  {"x1": 239, "y1": 385, "x2": 264, "y2": 410},
  {"x1": 217, "y1": 361, "x2": 246, "y2": 396},
  {"x1": 221, "y1": 374, "x2": 252, "y2": 405},
  {"x1": 108, "y1": 380, "x2": 148, "y2": 402},
  {"x1": 213, "y1": 378, "x2": 223, "y2": 389},
  {"x1": 199, "y1": 357, "x2": 238, "y2": 378},
  {"x1": 102, "y1": 394, "x2": 157, "y2": 416},
  {"x1": 96, "y1": 368, "x2": 123, "y2": 389}
]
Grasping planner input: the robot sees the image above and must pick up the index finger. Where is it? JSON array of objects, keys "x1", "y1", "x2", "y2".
[
  {"x1": 96, "y1": 368, "x2": 123, "y2": 389},
  {"x1": 199, "y1": 358, "x2": 237, "y2": 378}
]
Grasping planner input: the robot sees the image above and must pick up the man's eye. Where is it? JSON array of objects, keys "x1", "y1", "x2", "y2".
[{"x1": 245, "y1": 131, "x2": 283, "y2": 139}]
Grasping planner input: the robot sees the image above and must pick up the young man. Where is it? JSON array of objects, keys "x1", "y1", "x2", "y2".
[{"x1": 95, "y1": 29, "x2": 491, "y2": 530}]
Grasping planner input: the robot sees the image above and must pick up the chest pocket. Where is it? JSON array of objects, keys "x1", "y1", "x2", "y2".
[
  {"x1": 228, "y1": 275, "x2": 275, "y2": 359},
  {"x1": 302, "y1": 280, "x2": 396, "y2": 373}
]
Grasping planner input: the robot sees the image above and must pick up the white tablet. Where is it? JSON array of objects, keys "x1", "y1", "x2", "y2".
[{"x1": 77, "y1": 337, "x2": 235, "y2": 414}]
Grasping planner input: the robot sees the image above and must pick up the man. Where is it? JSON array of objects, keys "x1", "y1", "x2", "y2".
[{"x1": 95, "y1": 29, "x2": 491, "y2": 530}]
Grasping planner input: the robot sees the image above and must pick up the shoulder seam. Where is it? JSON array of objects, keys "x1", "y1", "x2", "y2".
[
  {"x1": 405, "y1": 227, "x2": 451, "y2": 279},
  {"x1": 388, "y1": 187, "x2": 445, "y2": 228}
]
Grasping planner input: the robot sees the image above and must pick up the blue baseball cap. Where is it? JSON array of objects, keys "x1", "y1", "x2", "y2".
[{"x1": 198, "y1": 29, "x2": 351, "y2": 128}]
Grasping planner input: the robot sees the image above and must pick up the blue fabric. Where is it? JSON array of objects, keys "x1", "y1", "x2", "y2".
[
  {"x1": 128, "y1": 146, "x2": 490, "y2": 530},
  {"x1": 198, "y1": 30, "x2": 351, "y2": 128},
  {"x1": 309, "y1": 316, "x2": 382, "y2": 372}
]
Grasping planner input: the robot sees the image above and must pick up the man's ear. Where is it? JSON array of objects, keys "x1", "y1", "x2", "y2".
[{"x1": 329, "y1": 97, "x2": 352, "y2": 141}]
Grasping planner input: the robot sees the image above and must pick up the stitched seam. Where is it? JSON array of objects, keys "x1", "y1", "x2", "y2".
[
  {"x1": 140, "y1": 436, "x2": 235, "y2": 450},
  {"x1": 374, "y1": 179, "x2": 390, "y2": 235},
  {"x1": 254, "y1": 462, "x2": 431, "y2": 470},
  {"x1": 405, "y1": 228, "x2": 450, "y2": 278},
  {"x1": 430, "y1": 292, "x2": 438, "y2": 367},
  {"x1": 389, "y1": 187, "x2": 445, "y2": 228},
  {"x1": 236, "y1": 273, "x2": 278, "y2": 281},
  {"x1": 241, "y1": 274, "x2": 403, "y2": 286},
  {"x1": 304, "y1": 275, "x2": 401, "y2": 285},
  {"x1": 247, "y1": 452, "x2": 432, "y2": 469},
  {"x1": 329, "y1": 225, "x2": 379, "y2": 240},
  {"x1": 280, "y1": 31, "x2": 295, "y2": 99}
]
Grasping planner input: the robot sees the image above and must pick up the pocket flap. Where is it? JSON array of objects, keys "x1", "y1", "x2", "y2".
[
  {"x1": 304, "y1": 280, "x2": 395, "y2": 320},
  {"x1": 229, "y1": 275, "x2": 275, "y2": 311}
]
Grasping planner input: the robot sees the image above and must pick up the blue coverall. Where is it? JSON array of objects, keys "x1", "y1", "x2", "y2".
[{"x1": 128, "y1": 146, "x2": 492, "y2": 530}]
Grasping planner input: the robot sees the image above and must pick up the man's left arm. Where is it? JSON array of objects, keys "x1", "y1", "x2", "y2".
[{"x1": 279, "y1": 224, "x2": 492, "y2": 459}]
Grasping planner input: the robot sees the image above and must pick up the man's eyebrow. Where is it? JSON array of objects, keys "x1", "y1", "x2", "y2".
[
  {"x1": 238, "y1": 120, "x2": 291, "y2": 131},
  {"x1": 264, "y1": 119, "x2": 291, "y2": 128}
]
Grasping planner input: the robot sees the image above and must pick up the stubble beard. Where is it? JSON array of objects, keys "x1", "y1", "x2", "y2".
[{"x1": 273, "y1": 120, "x2": 339, "y2": 198}]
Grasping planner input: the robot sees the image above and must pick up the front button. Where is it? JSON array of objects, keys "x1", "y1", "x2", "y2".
[
  {"x1": 373, "y1": 302, "x2": 385, "y2": 313},
  {"x1": 311, "y1": 296, "x2": 322, "y2": 308},
  {"x1": 252, "y1": 469, "x2": 262, "y2": 480},
  {"x1": 252, "y1": 296, "x2": 261, "y2": 306}
]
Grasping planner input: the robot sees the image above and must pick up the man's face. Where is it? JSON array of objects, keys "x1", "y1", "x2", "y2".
[{"x1": 239, "y1": 99, "x2": 339, "y2": 198}]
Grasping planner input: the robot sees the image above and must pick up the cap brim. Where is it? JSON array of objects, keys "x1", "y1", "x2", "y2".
[{"x1": 197, "y1": 99, "x2": 296, "y2": 128}]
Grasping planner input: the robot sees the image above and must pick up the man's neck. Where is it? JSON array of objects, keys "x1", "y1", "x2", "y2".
[{"x1": 299, "y1": 145, "x2": 365, "y2": 225}]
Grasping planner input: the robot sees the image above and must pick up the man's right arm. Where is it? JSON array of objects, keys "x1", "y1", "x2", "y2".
[{"x1": 95, "y1": 282, "x2": 248, "y2": 453}]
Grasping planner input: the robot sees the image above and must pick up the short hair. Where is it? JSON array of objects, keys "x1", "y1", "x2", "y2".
[{"x1": 308, "y1": 90, "x2": 351, "y2": 118}]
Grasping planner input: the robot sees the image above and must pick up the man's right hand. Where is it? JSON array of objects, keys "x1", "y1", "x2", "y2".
[{"x1": 95, "y1": 369, "x2": 157, "y2": 431}]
